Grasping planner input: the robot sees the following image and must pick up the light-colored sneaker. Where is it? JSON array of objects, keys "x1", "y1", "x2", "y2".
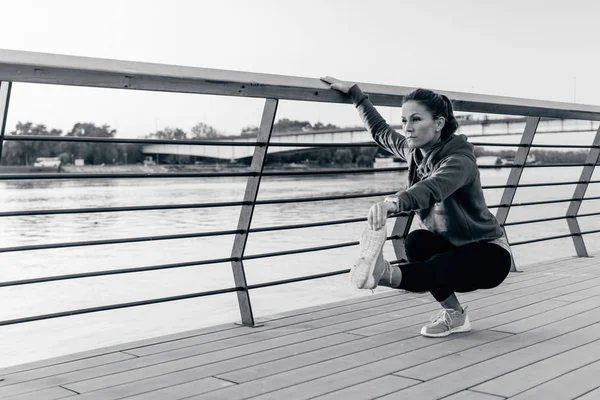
[
  {"x1": 420, "y1": 307, "x2": 471, "y2": 338},
  {"x1": 350, "y1": 226, "x2": 388, "y2": 290}
]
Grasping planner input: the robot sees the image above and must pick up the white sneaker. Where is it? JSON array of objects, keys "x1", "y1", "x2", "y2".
[
  {"x1": 420, "y1": 307, "x2": 471, "y2": 338},
  {"x1": 350, "y1": 226, "x2": 388, "y2": 289}
]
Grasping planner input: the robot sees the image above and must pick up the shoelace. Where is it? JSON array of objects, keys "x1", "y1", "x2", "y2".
[{"x1": 430, "y1": 309, "x2": 454, "y2": 328}]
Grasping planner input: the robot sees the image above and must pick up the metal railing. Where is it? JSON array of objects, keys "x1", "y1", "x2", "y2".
[{"x1": 1, "y1": 49, "x2": 599, "y2": 327}]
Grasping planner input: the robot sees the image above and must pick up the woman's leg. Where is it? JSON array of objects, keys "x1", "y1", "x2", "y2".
[
  {"x1": 397, "y1": 241, "x2": 511, "y2": 301},
  {"x1": 377, "y1": 229, "x2": 456, "y2": 292},
  {"x1": 397, "y1": 241, "x2": 511, "y2": 337}
]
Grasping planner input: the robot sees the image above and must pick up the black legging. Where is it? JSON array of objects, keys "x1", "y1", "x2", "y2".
[{"x1": 397, "y1": 230, "x2": 512, "y2": 302}]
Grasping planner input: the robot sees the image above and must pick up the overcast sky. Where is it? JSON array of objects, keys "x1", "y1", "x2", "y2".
[{"x1": 1, "y1": 0, "x2": 599, "y2": 137}]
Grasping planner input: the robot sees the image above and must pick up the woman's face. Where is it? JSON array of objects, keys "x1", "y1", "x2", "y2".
[{"x1": 401, "y1": 101, "x2": 444, "y2": 152}]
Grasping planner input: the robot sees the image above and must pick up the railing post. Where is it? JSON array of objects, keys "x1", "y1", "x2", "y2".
[
  {"x1": 0, "y1": 81, "x2": 12, "y2": 161},
  {"x1": 566, "y1": 124, "x2": 600, "y2": 257},
  {"x1": 391, "y1": 212, "x2": 414, "y2": 263},
  {"x1": 230, "y1": 98, "x2": 278, "y2": 327},
  {"x1": 496, "y1": 117, "x2": 540, "y2": 272}
]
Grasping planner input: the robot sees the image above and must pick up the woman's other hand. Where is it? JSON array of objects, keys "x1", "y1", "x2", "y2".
[
  {"x1": 367, "y1": 201, "x2": 398, "y2": 231},
  {"x1": 320, "y1": 76, "x2": 355, "y2": 95}
]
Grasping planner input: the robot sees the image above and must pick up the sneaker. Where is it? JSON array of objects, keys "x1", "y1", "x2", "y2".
[
  {"x1": 420, "y1": 307, "x2": 471, "y2": 338},
  {"x1": 350, "y1": 226, "x2": 388, "y2": 289}
]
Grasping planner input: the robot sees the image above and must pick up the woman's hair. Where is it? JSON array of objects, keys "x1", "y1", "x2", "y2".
[{"x1": 403, "y1": 89, "x2": 459, "y2": 140}]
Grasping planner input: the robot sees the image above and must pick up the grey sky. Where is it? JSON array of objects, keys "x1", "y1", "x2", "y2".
[{"x1": 1, "y1": 0, "x2": 599, "y2": 137}]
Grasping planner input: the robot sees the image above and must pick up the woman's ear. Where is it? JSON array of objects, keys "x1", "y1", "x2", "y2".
[{"x1": 435, "y1": 116, "x2": 446, "y2": 133}]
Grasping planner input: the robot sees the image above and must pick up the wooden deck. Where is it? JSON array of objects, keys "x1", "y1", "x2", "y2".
[{"x1": 1, "y1": 255, "x2": 600, "y2": 400}]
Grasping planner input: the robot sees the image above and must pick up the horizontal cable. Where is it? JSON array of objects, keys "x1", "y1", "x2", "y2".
[
  {"x1": 3, "y1": 134, "x2": 261, "y2": 147},
  {"x1": 0, "y1": 286, "x2": 241, "y2": 326},
  {"x1": 513, "y1": 180, "x2": 600, "y2": 188},
  {"x1": 248, "y1": 270, "x2": 350, "y2": 290},
  {"x1": 575, "y1": 211, "x2": 600, "y2": 219},
  {"x1": 249, "y1": 257, "x2": 408, "y2": 289},
  {"x1": 0, "y1": 191, "x2": 398, "y2": 218},
  {"x1": 0, "y1": 167, "x2": 408, "y2": 181},
  {"x1": 504, "y1": 215, "x2": 569, "y2": 226},
  {"x1": 249, "y1": 213, "x2": 409, "y2": 234},
  {"x1": 0, "y1": 257, "x2": 238, "y2": 288},
  {"x1": 249, "y1": 217, "x2": 366, "y2": 233},
  {"x1": 510, "y1": 233, "x2": 574, "y2": 246},
  {"x1": 3, "y1": 134, "x2": 385, "y2": 148},
  {"x1": 481, "y1": 180, "x2": 600, "y2": 190},
  {"x1": 0, "y1": 229, "x2": 245, "y2": 253},
  {"x1": 488, "y1": 196, "x2": 600, "y2": 209},
  {"x1": 6, "y1": 135, "x2": 598, "y2": 149},
  {"x1": 479, "y1": 163, "x2": 597, "y2": 170},
  {"x1": 243, "y1": 236, "x2": 400, "y2": 261},
  {"x1": 503, "y1": 211, "x2": 600, "y2": 227},
  {"x1": 470, "y1": 141, "x2": 598, "y2": 149},
  {"x1": 509, "y1": 228, "x2": 600, "y2": 246}
]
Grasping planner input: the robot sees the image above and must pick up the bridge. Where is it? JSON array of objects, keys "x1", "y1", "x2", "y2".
[{"x1": 141, "y1": 117, "x2": 600, "y2": 161}]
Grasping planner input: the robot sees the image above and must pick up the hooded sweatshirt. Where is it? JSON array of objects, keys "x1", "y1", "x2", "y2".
[{"x1": 349, "y1": 85, "x2": 509, "y2": 250}]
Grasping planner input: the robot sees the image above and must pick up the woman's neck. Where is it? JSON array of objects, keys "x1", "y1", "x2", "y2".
[{"x1": 419, "y1": 137, "x2": 442, "y2": 157}]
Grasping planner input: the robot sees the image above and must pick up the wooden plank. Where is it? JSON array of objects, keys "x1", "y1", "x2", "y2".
[
  {"x1": 1, "y1": 50, "x2": 600, "y2": 120},
  {"x1": 347, "y1": 272, "x2": 581, "y2": 336},
  {"x1": 399, "y1": 301, "x2": 600, "y2": 381},
  {"x1": 472, "y1": 338, "x2": 600, "y2": 397},
  {"x1": 3, "y1": 297, "x2": 428, "y2": 397},
  {"x1": 509, "y1": 359, "x2": 600, "y2": 400},
  {"x1": 123, "y1": 293, "x2": 421, "y2": 357},
  {"x1": 118, "y1": 377, "x2": 233, "y2": 400},
  {"x1": 0, "y1": 386, "x2": 77, "y2": 399},
  {"x1": 63, "y1": 328, "x2": 390, "y2": 394},
  {"x1": 442, "y1": 391, "x2": 505, "y2": 400},
  {"x1": 79, "y1": 333, "x2": 359, "y2": 399},
  {"x1": 0, "y1": 321, "x2": 239, "y2": 376},
  {"x1": 576, "y1": 387, "x2": 600, "y2": 400},
  {"x1": 0, "y1": 352, "x2": 135, "y2": 386},
  {"x1": 553, "y1": 282, "x2": 600, "y2": 302},
  {"x1": 74, "y1": 328, "x2": 417, "y2": 395},
  {"x1": 252, "y1": 373, "x2": 421, "y2": 400},
  {"x1": 65, "y1": 375, "x2": 233, "y2": 400},
  {"x1": 243, "y1": 299, "x2": 588, "y2": 400},
  {"x1": 310, "y1": 375, "x2": 420, "y2": 400},
  {"x1": 195, "y1": 331, "x2": 509, "y2": 400},
  {"x1": 490, "y1": 294, "x2": 600, "y2": 334},
  {"x1": 241, "y1": 332, "x2": 509, "y2": 400},
  {"x1": 375, "y1": 312, "x2": 600, "y2": 399},
  {"x1": 216, "y1": 297, "x2": 567, "y2": 385}
]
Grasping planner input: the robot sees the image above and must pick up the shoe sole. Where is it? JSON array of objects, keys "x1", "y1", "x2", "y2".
[
  {"x1": 350, "y1": 227, "x2": 387, "y2": 289},
  {"x1": 420, "y1": 318, "x2": 472, "y2": 338}
]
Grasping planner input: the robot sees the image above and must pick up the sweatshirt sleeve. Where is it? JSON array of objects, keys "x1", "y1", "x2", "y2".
[
  {"x1": 348, "y1": 85, "x2": 409, "y2": 161},
  {"x1": 395, "y1": 155, "x2": 476, "y2": 211}
]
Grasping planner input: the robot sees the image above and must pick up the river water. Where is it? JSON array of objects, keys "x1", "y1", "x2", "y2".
[{"x1": 1, "y1": 165, "x2": 599, "y2": 367}]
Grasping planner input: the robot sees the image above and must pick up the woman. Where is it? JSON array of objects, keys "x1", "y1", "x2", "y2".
[{"x1": 320, "y1": 77, "x2": 512, "y2": 338}]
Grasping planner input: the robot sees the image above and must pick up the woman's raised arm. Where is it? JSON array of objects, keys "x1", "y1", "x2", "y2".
[{"x1": 320, "y1": 76, "x2": 408, "y2": 160}]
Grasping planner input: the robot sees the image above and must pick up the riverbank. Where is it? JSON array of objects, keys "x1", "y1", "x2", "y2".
[{"x1": 0, "y1": 160, "x2": 403, "y2": 174}]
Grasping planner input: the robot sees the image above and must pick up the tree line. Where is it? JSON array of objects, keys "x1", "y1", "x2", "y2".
[
  {"x1": 2, "y1": 119, "x2": 592, "y2": 167},
  {"x1": 0, "y1": 119, "x2": 380, "y2": 167}
]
